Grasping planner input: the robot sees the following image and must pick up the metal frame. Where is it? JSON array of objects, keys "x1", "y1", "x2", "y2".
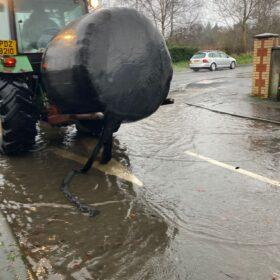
[{"x1": 7, "y1": 0, "x2": 17, "y2": 40}]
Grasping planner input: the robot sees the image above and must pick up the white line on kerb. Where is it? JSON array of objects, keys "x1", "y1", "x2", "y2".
[{"x1": 185, "y1": 151, "x2": 280, "y2": 187}]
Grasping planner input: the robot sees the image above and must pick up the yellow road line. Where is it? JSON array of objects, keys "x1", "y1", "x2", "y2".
[
  {"x1": 185, "y1": 150, "x2": 280, "y2": 187},
  {"x1": 52, "y1": 148, "x2": 143, "y2": 187}
]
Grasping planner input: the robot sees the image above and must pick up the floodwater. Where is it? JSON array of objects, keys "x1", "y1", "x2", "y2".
[{"x1": 1, "y1": 66, "x2": 280, "y2": 279}]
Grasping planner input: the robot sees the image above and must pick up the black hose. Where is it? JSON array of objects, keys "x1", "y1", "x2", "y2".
[{"x1": 60, "y1": 124, "x2": 105, "y2": 217}]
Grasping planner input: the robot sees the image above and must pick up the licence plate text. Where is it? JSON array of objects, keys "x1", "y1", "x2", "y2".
[{"x1": 0, "y1": 40, "x2": 17, "y2": 56}]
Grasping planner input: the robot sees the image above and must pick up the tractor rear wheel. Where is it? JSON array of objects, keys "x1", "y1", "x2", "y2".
[{"x1": 0, "y1": 79, "x2": 38, "y2": 154}]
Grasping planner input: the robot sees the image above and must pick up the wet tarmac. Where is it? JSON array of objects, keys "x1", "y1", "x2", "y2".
[{"x1": 1, "y1": 66, "x2": 280, "y2": 279}]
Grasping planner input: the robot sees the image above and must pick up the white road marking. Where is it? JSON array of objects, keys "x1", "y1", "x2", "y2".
[
  {"x1": 52, "y1": 148, "x2": 143, "y2": 187},
  {"x1": 185, "y1": 150, "x2": 280, "y2": 187}
]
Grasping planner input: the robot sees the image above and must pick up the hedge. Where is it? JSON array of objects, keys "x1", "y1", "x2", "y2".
[{"x1": 168, "y1": 46, "x2": 198, "y2": 63}]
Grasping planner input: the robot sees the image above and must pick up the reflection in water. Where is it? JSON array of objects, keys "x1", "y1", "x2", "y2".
[
  {"x1": 116, "y1": 91, "x2": 280, "y2": 279},
  {"x1": 0, "y1": 126, "x2": 172, "y2": 279},
  {"x1": 247, "y1": 121, "x2": 280, "y2": 175}
]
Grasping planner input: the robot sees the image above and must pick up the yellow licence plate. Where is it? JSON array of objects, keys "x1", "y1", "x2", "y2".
[{"x1": 0, "y1": 40, "x2": 17, "y2": 56}]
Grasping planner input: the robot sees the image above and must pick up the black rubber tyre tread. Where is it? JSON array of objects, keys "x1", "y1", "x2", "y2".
[
  {"x1": 230, "y1": 62, "x2": 236, "y2": 69},
  {"x1": 2, "y1": 128, "x2": 36, "y2": 143},
  {"x1": 210, "y1": 63, "x2": 217, "y2": 71},
  {"x1": 0, "y1": 80, "x2": 8, "y2": 91},
  {"x1": 0, "y1": 78, "x2": 38, "y2": 154},
  {"x1": 2, "y1": 107, "x2": 36, "y2": 129},
  {"x1": 1, "y1": 93, "x2": 35, "y2": 114}
]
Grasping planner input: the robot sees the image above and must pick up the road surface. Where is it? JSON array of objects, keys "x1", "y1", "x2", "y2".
[{"x1": 1, "y1": 65, "x2": 280, "y2": 279}]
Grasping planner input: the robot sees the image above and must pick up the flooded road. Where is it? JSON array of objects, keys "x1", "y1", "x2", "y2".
[{"x1": 1, "y1": 66, "x2": 280, "y2": 279}]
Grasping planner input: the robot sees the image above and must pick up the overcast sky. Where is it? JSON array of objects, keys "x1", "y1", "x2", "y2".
[
  {"x1": 102, "y1": 0, "x2": 227, "y2": 27},
  {"x1": 201, "y1": 1, "x2": 226, "y2": 26}
]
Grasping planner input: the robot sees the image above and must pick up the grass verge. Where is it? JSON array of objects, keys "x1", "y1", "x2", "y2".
[
  {"x1": 173, "y1": 60, "x2": 188, "y2": 70},
  {"x1": 232, "y1": 53, "x2": 253, "y2": 65}
]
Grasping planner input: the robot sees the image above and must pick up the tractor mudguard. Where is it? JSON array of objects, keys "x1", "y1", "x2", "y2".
[{"x1": 0, "y1": 56, "x2": 33, "y2": 74}]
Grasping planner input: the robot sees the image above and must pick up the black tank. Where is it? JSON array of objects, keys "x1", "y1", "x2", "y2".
[{"x1": 42, "y1": 7, "x2": 173, "y2": 122}]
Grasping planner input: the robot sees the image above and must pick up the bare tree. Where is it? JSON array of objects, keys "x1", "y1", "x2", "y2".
[
  {"x1": 111, "y1": 0, "x2": 202, "y2": 38},
  {"x1": 139, "y1": 0, "x2": 172, "y2": 36},
  {"x1": 253, "y1": 0, "x2": 280, "y2": 33},
  {"x1": 212, "y1": 0, "x2": 260, "y2": 52},
  {"x1": 169, "y1": 0, "x2": 202, "y2": 37}
]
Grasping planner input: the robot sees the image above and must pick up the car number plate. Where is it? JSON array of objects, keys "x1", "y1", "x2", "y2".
[{"x1": 0, "y1": 40, "x2": 17, "y2": 56}]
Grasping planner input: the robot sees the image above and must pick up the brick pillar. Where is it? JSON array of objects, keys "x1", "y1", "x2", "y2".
[{"x1": 252, "y1": 33, "x2": 279, "y2": 98}]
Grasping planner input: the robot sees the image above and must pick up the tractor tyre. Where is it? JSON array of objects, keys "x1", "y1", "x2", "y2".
[{"x1": 0, "y1": 79, "x2": 38, "y2": 154}]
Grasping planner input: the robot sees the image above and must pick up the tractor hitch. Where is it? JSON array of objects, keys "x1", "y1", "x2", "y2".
[
  {"x1": 47, "y1": 112, "x2": 104, "y2": 126},
  {"x1": 161, "y1": 98, "x2": 175, "y2": 105}
]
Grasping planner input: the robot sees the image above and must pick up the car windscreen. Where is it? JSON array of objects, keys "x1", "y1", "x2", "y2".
[{"x1": 192, "y1": 53, "x2": 206, "y2": 59}]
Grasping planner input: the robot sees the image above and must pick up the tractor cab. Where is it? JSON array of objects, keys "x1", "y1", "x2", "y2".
[
  {"x1": 0, "y1": 0, "x2": 88, "y2": 72},
  {"x1": 0, "y1": 0, "x2": 90, "y2": 155}
]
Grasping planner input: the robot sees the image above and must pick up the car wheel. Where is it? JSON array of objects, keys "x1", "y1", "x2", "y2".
[
  {"x1": 210, "y1": 63, "x2": 217, "y2": 71},
  {"x1": 230, "y1": 61, "x2": 236, "y2": 69},
  {"x1": 193, "y1": 69, "x2": 199, "y2": 72}
]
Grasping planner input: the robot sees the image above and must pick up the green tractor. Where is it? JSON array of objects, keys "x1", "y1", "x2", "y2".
[
  {"x1": 0, "y1": 0, "x2": 94, "y2": 154},
  {"x1": 0, "y1": 0, "x2": 174, "y2": 215}
]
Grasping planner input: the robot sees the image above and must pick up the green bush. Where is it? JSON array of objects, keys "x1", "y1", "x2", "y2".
[
  {"x1": 232, "y1": 53, "x2": 253, "y2": 65},
  {"x1": 168, "y1": 46, "x2": 198, "y2": 63}
]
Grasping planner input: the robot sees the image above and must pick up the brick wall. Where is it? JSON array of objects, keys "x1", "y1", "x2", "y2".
[{"x1": 252, "y1": 33, "x2": 279, "y2": 98}]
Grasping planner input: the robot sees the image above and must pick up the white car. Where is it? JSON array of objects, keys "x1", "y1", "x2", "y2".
[{"x1": 189, "y1": 50, "x2": 237, "y2": 72}]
